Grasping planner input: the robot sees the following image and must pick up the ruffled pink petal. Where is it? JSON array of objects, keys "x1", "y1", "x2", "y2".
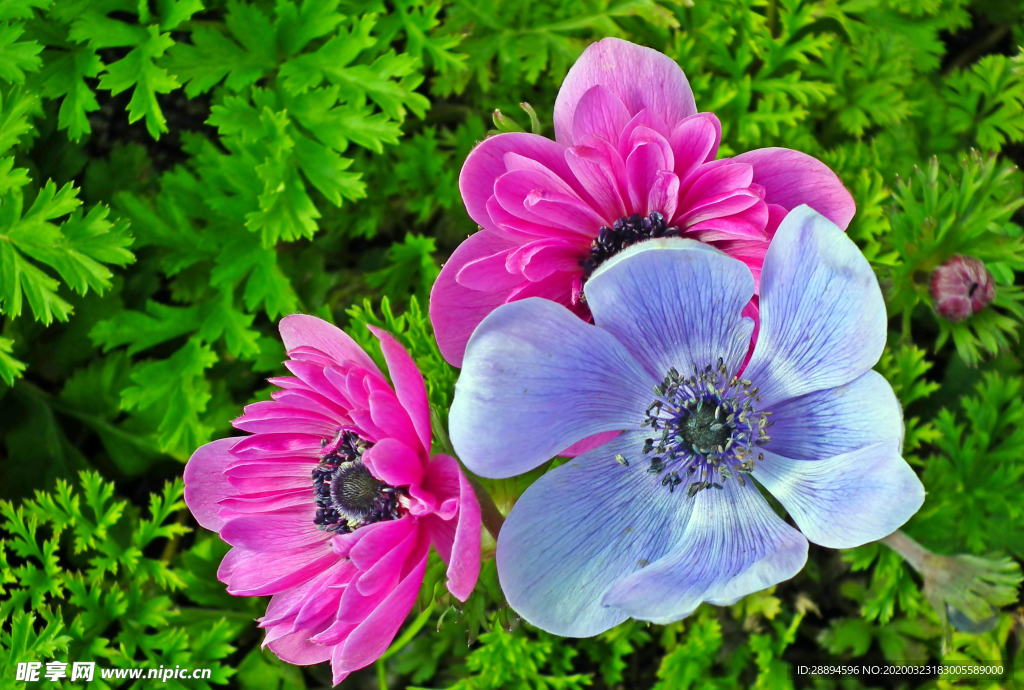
[
  {"x1": 571, "y1": 84, "x2": 632, "y2": 144},
  {"x1": 218, "y1": 543, "x2": 340, "y2": 596},
  {"x1": 647, "y1": 171, "x2": 680, "y2": 221},
  {"x1": 368, "y1": 390, "x2": 420, "y2": 452},
  {"x1": 625, "y1": 132, "x2": 673, "y2": 216},
  {"x1": 334, "y1": 552, "x2": 428, "y2": 679},
  {"x1": 679, "y1": 161, "x2": 754, "y2": 211},
  {"x1": 486, "y1": 194, "x2": 578, "y2": 242},
  {"x1": 229, "y1": 432, "x2": 321, "y2": 459},
  {"x1": 266, "y1": 630, "x2": 332, "y2": 666},
  {"x1": 233, "y1": 401, "x2": 340, "y2": 437},
  {"x1": 184, "y1": 438, "x2": 241, "y2": 532},
  {"x1": 429, "y1": 455, "x2": 481, "y2": 601},
  {"x1": 220, "y1": 505, "x2": 326, "y2": 552},
  {"x1": 554, "y1": 38, "x2": 696, "y2": 145},
  {"x1": 218, "y1": 489, "x2": 311, "y2": 517},
  {"x1": 368, "y1": 327, "x2": 433, "y2": 455},
  {"x1": 355, "y1": 527, "x2": 421, "y2": 597},
  {"x1": 348, "y1": 518, "x2": 418, "y2": 571},
  {"x1": 508, "y1": 240, "x2": 586, "y2": 283},
  {"x1": 279, "y1": 314, "x2": 381, "y2": 377},
  {"x1": 565, "y1": 140, "x2": 628, "y2": 221},
  {"x1": 362, "y1": 438, "x2": 425, "y2": 488},
  {"x1": 617, "y1": 109, "x2": 671, "y2": 155},
  {"x1": 731, "y1": 148, "x2": 856, "y2": 230},
  {"x1": 670, "y1": 112, "x2": 721, "y2": 179},
  {"x1": 460, "y1": 133, "x2": 581, "y2": 230},
  {"x1": 457, "y1": 247, "x2": 520, "y2": 290}
]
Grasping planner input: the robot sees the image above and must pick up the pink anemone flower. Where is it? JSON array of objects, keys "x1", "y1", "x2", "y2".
[
  {"x1": 183, "y1": 315, "x2": 481, "y2": 685},
  {"x1": 431, "y1": 37, "x2": 856, "y2": 368}
]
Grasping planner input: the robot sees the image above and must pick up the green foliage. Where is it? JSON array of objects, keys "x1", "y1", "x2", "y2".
[
  {"x1": 0, "y1": 0, "x2": 1021, "y2": 687},
  {"x1": 0, "y1": 471, "x2": 242, "y2": 686}
]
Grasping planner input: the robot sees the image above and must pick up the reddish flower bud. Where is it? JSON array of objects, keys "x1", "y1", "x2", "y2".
[{"x1": 929, "y1": 256, "x2": 996, "y2": 322}]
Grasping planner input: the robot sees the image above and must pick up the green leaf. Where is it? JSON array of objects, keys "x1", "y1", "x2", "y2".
[
  {"x1": 0, "y1": 21, "x2": 42, "y2": 83},
  {"x1": 0, "y1": 335, "x2": 24, "y2": 385},
  {"x1": 165, "y1": 0, "x2": 277, "y2": 97},
  {"x1": 38, "y1": 46, "x2": 102, "y2": 141},
  {"x1": 120, "y1": 339, "x2": 217, "y2": 458},
  {"x1": 1, "y1": 182, "x2": 134, "y2": 325},
  {"x1": 97, "y1": 26, "x2": 179, "y2": 139}
]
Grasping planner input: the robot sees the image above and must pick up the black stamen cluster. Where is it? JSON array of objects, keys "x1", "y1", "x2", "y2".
[
  {"x1": 312, "y1": 430, "x2": 405, "y2": 533},
  {"x1": 580, "y1": 211, "x2": 680, "y2": 282}
]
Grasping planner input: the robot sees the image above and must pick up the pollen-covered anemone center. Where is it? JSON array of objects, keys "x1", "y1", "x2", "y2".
[
  {"x1": 638, "y1": 359, "x2": 773, "y2": 497},
  {"x1": 579, "y1": 211, "x2": 680, "y2": 285},
  {"x1": 312, "y1": 430, "x2": 407, "y2": 533}
]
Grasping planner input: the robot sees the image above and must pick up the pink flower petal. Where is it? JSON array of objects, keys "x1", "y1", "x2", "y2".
[
  {"x1": 184, "y1": 437, "x2": 241, "y2": 532},
  {"x1": 565, "y1": 139, "x2": 628, "y2": 221},
  {"x1": 731, "y1": 148, "x2": 855, "y2": 230},
  {"x1": 432, "y1": 224, "x2": 514, "y2": 361},
  {"x1": 508, "y1": 240, "x2": 586, "y2": 283},
  {"x1": 679, "y1": 161, "x2": 754, "y2": 211},
  {"x1": 460, "y1": 133, "x2": 580, "y2": 231},
  {"x1": 219, "y1": 543, "x2": 340, "y2": 596},
  {"x1": 670, "y1": 112, "x2": 721, "y2": 179},
  {"x1": 430, "y1": 455, "x2": 481, "y2": 601},
  {"x1": 368, "y1": 327, "x2": 433, "y2": 456},
  {"x1": 266, "y1": 630, "x2": 332, "y2": 666},
  {"x1": 571, "y1": 84, "x2": 631, "y2": 144},
  {"x1": 368, "y1": 390, "x2": 420, "y2": 451},
  {"x1": 560, "y1": 430, "x2": 621, "y2": 457},
  {"x1": 554, "y1": 38, "x2": 696, "y2": 145},
  {"x1": 220, "y1": 505, "x2": 327, "y2": 552},
  {"x1": 279, "y1": 314, "x2": 381, "y2": 378},
  {"x1": 334, "y1": 552, "x2": 428, "y2": 676},
  {"x1": 348, "y1": 517, "x2": 418, "y2": 571},
  {"x1": 362, "y1": 438, "x2": 425, "y2": 488},
  {"x1": 647, "y1": 171, "x2": 680, "y2": 221}
]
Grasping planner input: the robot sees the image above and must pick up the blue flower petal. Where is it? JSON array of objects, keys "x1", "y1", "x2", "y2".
[
  {"x1": 601, "y1": 479, "x2": 807, "y2": 623},
  {"x1": 585, "y1": 237, "x2": 755, "y2": 379},
  {"x1": 766, "y1": 371, "x2": 904, "y2": 460},
  {"x1": 496, "y1": 431, "x2": 696, "y2": 637},
  {"x1": 451, "y1": 298, "x2": 656, "y2": 479},
  {"x1": 753, "y1": 440, "x2": 924, "y2": 549},
  {"x1": 744, "y1": 205, "x2": 887, "y2": 407}
]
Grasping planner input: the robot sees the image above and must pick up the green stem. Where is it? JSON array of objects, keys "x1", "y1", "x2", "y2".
[{"x1": 880, "y1": 529, "x2": 930, "y2": 573}]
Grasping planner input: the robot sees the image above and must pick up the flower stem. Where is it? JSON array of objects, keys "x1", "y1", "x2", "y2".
[{"x1": 880, "y1": 529, "x2": 930, "y2": 572}]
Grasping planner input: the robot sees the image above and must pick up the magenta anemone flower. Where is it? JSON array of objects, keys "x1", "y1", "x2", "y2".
[
  {"x1": 430, "y1": 37, "x2": 855, "y2": 367},
  {"x1": 184, "y1": 316, "x2": 481, "y2": 684},
  {"x1": 449, "y1": 206, "x2": 923, "y2": 637}
]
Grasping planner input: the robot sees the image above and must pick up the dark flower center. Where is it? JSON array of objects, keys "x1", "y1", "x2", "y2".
[
  {"x1": 639, "y1": 360, "x2": 772, "y2": 497},
  {"x1": 312, "y1": 430, "x2": 406, "y2": 533},
  {"x1": 579, "y1": 212, "x2": 680, "y2": 286}
]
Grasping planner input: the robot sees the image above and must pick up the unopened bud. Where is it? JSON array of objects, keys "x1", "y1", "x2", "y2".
[{"x1": 929, "y1": 256, "x2": 995, "y2": 322}]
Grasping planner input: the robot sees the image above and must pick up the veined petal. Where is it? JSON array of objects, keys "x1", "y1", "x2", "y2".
[
  {"x1": 753, "y1": 441, "x2": 924, "y2": 549},
  {"x1": 585, "y1": 238, "x2": 755, "y2": 380},
  {"x1": 766, "y1": 371, "x2": 904, "y2": 460},
  {"x1": 450, "y1": 298, "x2": 655, "y2": 479},
  {"x1": 743, "y1": 205, "x2": 887, "y2": 407},
  {"x1": 602, "y1": 479, "x2": 808, "y2": 623},
  {"x1": 554, "y1": 38, "x2": 696, "y2": 145},
  {"x1": 496, "y1": 432, "x2": 695, "y2": 636}
]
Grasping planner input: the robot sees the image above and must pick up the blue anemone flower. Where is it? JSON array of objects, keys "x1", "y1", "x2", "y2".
[{"x1": 449, "y1": 205, "x2": 925, "y2": 637}]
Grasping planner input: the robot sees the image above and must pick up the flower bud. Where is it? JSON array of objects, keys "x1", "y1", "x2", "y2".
[{"x1": 929, "y1": 256, "x2": 996, "y2": 322}]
